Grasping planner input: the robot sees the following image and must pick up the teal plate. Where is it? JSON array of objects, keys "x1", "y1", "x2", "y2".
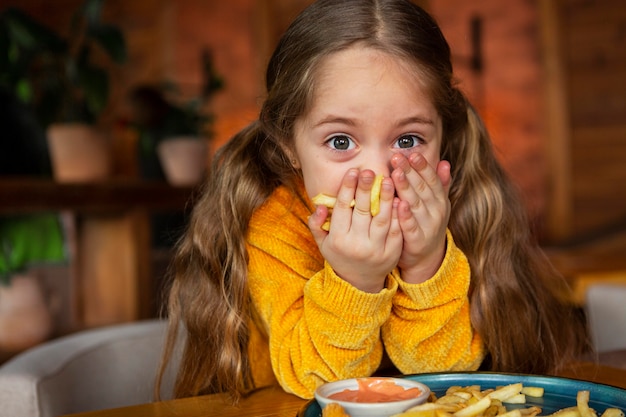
[{"x1": 297, "y1": 372, "x2": 626, "y2": 416}]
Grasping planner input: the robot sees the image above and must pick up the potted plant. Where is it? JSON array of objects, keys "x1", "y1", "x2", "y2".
[
  {"x1": 0, "y1": 214, "x2": 66, "y2": 353},
  {"x1": 128, "y1": 48, "x2": 224, "y2": 186},
  {"x1": 0, "y1": 0, "x2": 127, "y2": 182}
]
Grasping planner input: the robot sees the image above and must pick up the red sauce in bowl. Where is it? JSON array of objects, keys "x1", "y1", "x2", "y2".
[{"x1": 327, "y1": 378, "x2": 423, "y2": 403}]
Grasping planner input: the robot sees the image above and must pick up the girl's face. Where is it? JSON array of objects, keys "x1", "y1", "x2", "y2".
[{"x1": 293, "y1": 46, "x2": 443, "y2": 200}]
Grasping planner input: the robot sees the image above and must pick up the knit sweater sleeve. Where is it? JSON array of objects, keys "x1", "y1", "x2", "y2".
[
  {"x1": 383, "y1": 230, "x2": 485, "y2": 373},
  {"x1": 247, "y1": 186, "x2": 396, "y2": 399}
]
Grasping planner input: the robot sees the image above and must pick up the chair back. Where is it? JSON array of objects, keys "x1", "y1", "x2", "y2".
[
  {"x1": 0, "y1": 319, "x2": 181, "y2": 417},
  {"x1": 586, "y1": 283, "x2": 626, "y2": 353}
]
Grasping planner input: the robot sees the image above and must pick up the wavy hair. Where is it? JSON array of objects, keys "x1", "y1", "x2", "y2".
[{"x1": 156, "y1": 0, "x2": 586, "y2": 401}]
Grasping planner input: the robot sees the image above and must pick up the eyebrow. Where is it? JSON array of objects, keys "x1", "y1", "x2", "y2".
[{"x1": 312, "y1": 114, "x2": 435, "y2": 128}]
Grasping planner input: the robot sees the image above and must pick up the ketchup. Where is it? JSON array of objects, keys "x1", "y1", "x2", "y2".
[{"x1": 328, "y1": 378, "x2": 422, "y2": 403}]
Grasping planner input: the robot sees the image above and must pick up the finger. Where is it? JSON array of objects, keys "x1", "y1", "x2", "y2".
[
  {"x1": 407, "y1": 153, "x2": 444, "y2": 198},
  {"x1": 397, "y1": 199, "x2": 420, "y2": 236},
  {"x1": 309, "y1": 204, "x2": 330, "y2": 242},
  {"x1": 381, "y1": 196, "x2": 403, "y2": 261},
  {"x1": 387, "y1": 197, "x2": 403, "y2": 246},
  {"x1": 436, "y1": 160, "x2": 452, "y2": 195},
  {"x1": 390, "y1": 153, "x2": 427, "y2": 204},
  {"x1": 353, "y1": 170, "x2": 376, "y2": 218},
  {"x1": 329, "y1": 168, "x2": 359, "y2": 230}
]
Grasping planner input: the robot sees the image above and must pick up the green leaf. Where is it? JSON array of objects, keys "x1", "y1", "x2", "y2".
[
  {"x1": 3, "y1": 7, "x2": 64, "y2": 51},
  {"x1": 88, "y1": 24, "x2": 127, "y2": 64},
  {"x1": 0, "y1": 214, "x2": 66, "y2": 281},
  {"x1": 15, "y1": 78, "x2": 32, "y2": 102},
  {"x1": 81, "y1": 0, "x2": 105, "y2": 27},
  {"x1": 78, "y1": 65, "x2": 109, "y2": 114}
]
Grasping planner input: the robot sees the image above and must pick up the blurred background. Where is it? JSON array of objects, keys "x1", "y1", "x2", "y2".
[{"x1": 0, "y1": 0, "x2": 624, "y2": 360}]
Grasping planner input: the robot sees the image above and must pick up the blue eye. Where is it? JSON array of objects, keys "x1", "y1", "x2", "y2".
[
  {"x1": 326, "y1": 135, "x2": 355, "y2": 151},
  {"x1": 394, "y1": 134, "x2": 421, "y2": 149}
]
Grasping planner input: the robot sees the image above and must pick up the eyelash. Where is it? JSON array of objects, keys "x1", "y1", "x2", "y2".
[
  {"x1": 324, "y1": 134, "x2": 424, "y2": 151},
  {"x1": 393, "y1": 134, "x2": 424, "y2": 149}
]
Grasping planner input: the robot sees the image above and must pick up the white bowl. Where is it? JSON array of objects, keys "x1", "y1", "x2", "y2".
[{"x1": 314, "y1": 377, "x2": 430, "y2": 417}]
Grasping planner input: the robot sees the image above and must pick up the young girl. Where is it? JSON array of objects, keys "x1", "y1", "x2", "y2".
[{"x1": 156, "y1": 0, "x2": 586, "y2": 401}]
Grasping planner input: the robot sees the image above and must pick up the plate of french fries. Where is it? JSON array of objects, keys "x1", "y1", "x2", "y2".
[{"x1": 297, "y1": 372, "x2": 626, "y2": 417}]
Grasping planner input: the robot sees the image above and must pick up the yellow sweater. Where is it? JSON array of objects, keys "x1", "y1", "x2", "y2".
[{"x1": 246, "y1": 182, "x2": 484, "y2": 399}]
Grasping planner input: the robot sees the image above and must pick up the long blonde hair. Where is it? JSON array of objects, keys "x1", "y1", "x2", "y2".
[{"x1": 156, "y1": 0, "x2": 586, "y2": 401}]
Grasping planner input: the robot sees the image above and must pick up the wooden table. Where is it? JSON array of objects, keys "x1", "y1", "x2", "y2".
[{"x1": 63, "y1": 362, "x2": 626, "y2": 417}]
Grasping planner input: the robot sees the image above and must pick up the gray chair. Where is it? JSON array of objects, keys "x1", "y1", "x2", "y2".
[
  {"x1": 585, "y1": 282, "x2": 626, "y2": 369},
  {"x1": 0, "y1": 319, "x2": 181, "y2": 417}
]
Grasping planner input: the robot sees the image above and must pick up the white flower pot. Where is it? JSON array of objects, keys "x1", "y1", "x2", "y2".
[
  {"x1": 47, "y1": 123, "x2": 112, "y2": 182},
  {"x1": 0, "y1": 274, "x2": 53, "y2": 353},
  {"x1": 157, "y1": 137, "x2": 208, "y2": 186}
]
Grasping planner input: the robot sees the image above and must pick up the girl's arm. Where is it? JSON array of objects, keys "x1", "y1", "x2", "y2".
[
  {"x1": 382, "y1": 230, "x2": 485, "y2": 373},
  {"x1": 246, "y1": 185, "x2": 396, "y2": 398},
  {"x1": 248, "y1": 245, "x2": 396, "y2": 398}
]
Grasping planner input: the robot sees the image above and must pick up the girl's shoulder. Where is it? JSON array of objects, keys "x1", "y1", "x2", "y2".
[{"x1": 250, "y1": 180, "x2": 312, "y2": 232}]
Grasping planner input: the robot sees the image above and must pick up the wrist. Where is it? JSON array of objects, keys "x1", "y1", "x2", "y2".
[{"x1": 399, "y1": 243, "x2": 446, "y2": 284}]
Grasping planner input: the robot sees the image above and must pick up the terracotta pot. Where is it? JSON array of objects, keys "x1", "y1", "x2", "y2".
[
  {"x1": 47, "y1": 123, "x2": 112, "y2": 182},
  {"x1": 157, "y1": 137, "x2": 208, "y2": 186},
  {"x1": 0, "y1": 274, "x2": 53, "y2": 353}
]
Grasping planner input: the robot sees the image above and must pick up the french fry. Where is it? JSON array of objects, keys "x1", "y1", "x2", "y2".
[
  {"x1": 519, "y1": 406, "x2": 542, "y2": 417},
  {"x1": 311, "y1": 174, "x2": 383, "y2": 230},
  {"x1": 521, "y1": 387, "x2": 544, "y2": 398},
  {"x1": 601, "y1": 409, "x2": 625, "y2": 417},
  {"x1": 502, "y1": 394, "x2": 526, "y2": 404},
  {"x1": 549, "y1": 406, "x2": 581, "y2": 417},
  {"x1": 311, "y1": 193, "x2": 339, "y2": 208},
  {"x1": 389, "y1": 382, "x2": 622, "y2": 417},
  {"x1": 322, "y1": 402, "x2": 351, "y2": 417},
  {"x1": 484, "y1": 404, "x2": 502, "y2": 417},
  {"x1": 499, "y1": 410, "x2": 523, "y2": 417},
  {"x1": 437, "y1": 394, "x2": 473, "y2": 406},
  {"x1": 394, "y1": 408, "x2": 437, "y2": 417},
  {"x1": 576, "y1": 391, "x2": 597, "y2": 417},
  {"x1": 488, "y1": 383, "x2": 524, "y2": 402},
  {"x1": 406, "y1": 403, "x2": 458, "y2": 413},
  {"x1": 370, "y1": 174, "x2": 384, "y2": 216},
  {"x1": 453, "y1": 395, "x2": 492, "y2": 417}
]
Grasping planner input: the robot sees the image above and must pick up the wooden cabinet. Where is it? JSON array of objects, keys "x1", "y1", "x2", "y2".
[
  {"x1": 0, "y1": 179, "x2": 193, "y2": 330},
  {"x1": 539, "y1": 0, "x2": 626, "y2": 244},
  {"x1": 539, "y1": 0, "x2": 626, "y2": 303}
]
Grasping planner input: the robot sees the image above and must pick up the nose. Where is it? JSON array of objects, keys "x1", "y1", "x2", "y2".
[{"x1": 362, "y1": 148, "x2": 393, "y2": 178}]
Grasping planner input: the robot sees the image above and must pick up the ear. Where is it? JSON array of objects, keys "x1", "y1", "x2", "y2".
[{"x1": 279, "y1": 144, "x2": 300, "y2": 169}]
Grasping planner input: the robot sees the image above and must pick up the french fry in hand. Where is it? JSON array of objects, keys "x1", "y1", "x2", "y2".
[
  {"x1": 370, "y1": 174, "x2": 384, "y2": 216},
  {"x1": 311, "y1": 174, "x2": 384, "y2": 230},
  {"x1": 311, "y1": 194, "x2": 340, "y2": 209}
]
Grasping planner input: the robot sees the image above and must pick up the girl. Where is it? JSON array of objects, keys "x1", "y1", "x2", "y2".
[{"x1": 156, "y1": 0, "x2": 586, "y2": 401}]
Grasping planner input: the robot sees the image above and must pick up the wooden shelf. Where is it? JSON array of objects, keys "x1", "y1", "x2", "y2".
[
  {"x1": 0, "y1": 177, "x2": 197, "y2": 331},
  {"x1": 0, "y1": 178, "x2": 195, "y2": 214}
]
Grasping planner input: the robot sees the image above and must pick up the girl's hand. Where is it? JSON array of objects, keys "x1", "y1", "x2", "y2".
[
  {"x1": 390, "y1": 153, "x2": 451, "y2": 284},
  {"x1": 309, "y1": 168, "x2": 402, "y2": 293}
]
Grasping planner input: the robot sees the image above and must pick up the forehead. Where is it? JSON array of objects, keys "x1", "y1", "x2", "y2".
[
  {"x1": 311, "y1": 46, "x2": 430, "y2": 103},
  {"x1": 302, "y1": 46, "x2": 437, "y2": 121}
]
